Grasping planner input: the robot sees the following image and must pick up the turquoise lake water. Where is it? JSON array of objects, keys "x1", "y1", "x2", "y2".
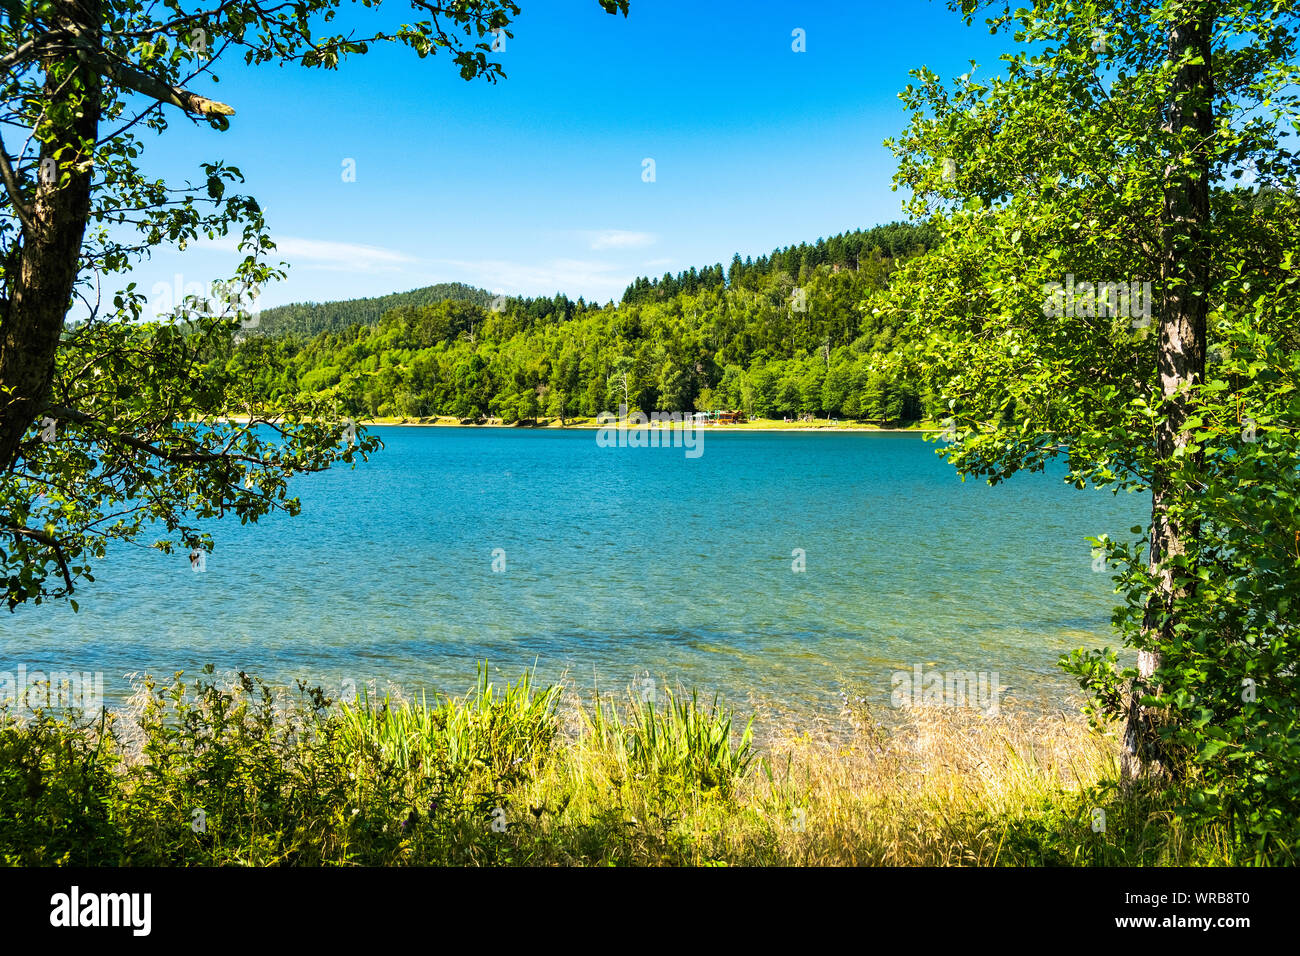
[{"x1": 3, "y1": 428, "x2": 1146, "y2": 719}]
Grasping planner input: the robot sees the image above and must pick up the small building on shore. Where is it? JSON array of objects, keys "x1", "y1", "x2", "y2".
[{"x1": 701, "y1": 409, "x2": 745, "y2": 424}]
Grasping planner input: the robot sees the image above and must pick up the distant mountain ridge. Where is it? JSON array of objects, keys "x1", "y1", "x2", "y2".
[{"x1": 255, "y1": 282, "x2": 493, "y2": 336}]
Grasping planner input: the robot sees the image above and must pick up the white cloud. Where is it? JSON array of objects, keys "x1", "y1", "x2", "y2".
[
  {"x1": 196, "y1": 236, "x2": 645, "y2": 300},
  {"x1": 433, "y1": 257, "x2": 633, "y2": 301},
  {"x1": 199, "y1": 236, "x2": 417, "y2": 273},
  {"x1": 582, "y1": 230, "x2": 657, "y2": 251}
]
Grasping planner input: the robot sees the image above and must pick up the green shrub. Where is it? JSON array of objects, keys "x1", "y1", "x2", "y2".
[{"x1": 0, "y1": 708, "x2": 120, "y2": 865}]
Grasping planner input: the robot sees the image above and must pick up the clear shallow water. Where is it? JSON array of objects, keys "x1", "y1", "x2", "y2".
[{"x1": 4, "y1": 428, "x2": 1145, "y2": 718}]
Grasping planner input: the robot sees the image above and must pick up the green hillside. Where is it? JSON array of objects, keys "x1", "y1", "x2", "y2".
[
  {"x1": 222, "y1": 222, "x2": 942, "y2": 424},
  {"x1": 253, "y1": 282, "x2": 495, "y2": 336}
]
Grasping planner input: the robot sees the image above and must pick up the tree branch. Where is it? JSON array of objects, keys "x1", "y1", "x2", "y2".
[
  {"x1": 43, "y1": 404, "x2": 327, "y2": 470},
  {"x1": 0, "y1": 131, "x2": 35, "y2": 236},
  {"x1": 5, "y1": 524, "x2": 75, "y2": 593},
  {"x1": 74, "y1": 48, "x2": 235, "y2": 118}
]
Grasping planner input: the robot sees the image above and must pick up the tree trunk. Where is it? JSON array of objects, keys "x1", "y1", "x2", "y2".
[
  {"x1": 0, "y1": 0, "x2": 101, "y2": 473},
  {"x1": 1123, "y1": 0, "x2": 1214, "y2": 780}
]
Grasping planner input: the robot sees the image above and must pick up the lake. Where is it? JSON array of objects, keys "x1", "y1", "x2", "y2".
[{"x1": 3, "y1": 427, "x2": 1146, "y2": 721}]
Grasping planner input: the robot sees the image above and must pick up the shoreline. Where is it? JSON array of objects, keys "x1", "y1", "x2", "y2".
[{"x1": 223, "y1": 414, "x2": 939, "y2": 434}]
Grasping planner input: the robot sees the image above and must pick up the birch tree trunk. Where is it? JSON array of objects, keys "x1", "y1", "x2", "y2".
[{"x1": 1123, "y1": 0, "x2": 1214, "y2": 779}]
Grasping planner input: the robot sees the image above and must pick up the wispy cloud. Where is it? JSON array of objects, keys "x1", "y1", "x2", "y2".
[
  {"x1": 198, "y1": 237, "x2": 646, "y2": 300},
  {"x1": 581, "y1": 230, "x2": 658, "y2": 251},
  {"x1": 433, "y1": 257, "x2": 633, "y2": 301},
  {"x1": 200, "y1": 236, "x2": 418, "y2": 273}
]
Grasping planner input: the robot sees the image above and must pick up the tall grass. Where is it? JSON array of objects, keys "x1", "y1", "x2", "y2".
[
  {"x1": 586, "y1": 687, "x2": 756, "y2": 796},
  {"x1": 333, "y1": 665, "x2": 562, "y2": 787},
  {"x1": 0, "y1": 664, "x2": 1260, "y2": 866}
]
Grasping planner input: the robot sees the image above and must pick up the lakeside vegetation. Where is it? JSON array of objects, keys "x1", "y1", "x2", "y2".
[{"x1": 0, "y1": 666, "x2": 1269, "y2": 866}]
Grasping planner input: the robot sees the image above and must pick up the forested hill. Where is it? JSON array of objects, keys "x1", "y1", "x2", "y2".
[
  {"x1": 254, "y1": 282, "x2": 493, "y2": 336},
  {"x1": 620, "y1": 221, "x2": 940, "y2": 304},
  {"x1": 223, "y1": 221, "x2": 943, "y2": 424}
]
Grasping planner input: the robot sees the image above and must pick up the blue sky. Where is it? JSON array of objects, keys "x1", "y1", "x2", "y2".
[{"x1": 130, "y1": 0, "x2": 1012, "y2": 311}]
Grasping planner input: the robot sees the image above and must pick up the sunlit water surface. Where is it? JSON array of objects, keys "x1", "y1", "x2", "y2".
[{"x1": 5, "y1": 428, "x2": 1145, "y2": 722}]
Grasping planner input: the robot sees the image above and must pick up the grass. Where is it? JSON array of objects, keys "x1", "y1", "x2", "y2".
[{"x1": 0, "y1": 665, "x2": 1262, "y2": 866}]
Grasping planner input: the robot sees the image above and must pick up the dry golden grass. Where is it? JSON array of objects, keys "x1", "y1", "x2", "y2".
[
  {"x1": 735, "y1": 702, "x2": 1120, "y2": 865},
  {"x1": 508, "y1": 691, "x2": 1136, "y2": 866}
]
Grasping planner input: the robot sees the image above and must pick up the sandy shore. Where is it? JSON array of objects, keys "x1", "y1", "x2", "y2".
[
  {"x1": 219, "y1": 414, "x2": 937, "y2": 433},
  {"x1": 346, "y1": 416, "x2": 934, "y2": 434}
]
